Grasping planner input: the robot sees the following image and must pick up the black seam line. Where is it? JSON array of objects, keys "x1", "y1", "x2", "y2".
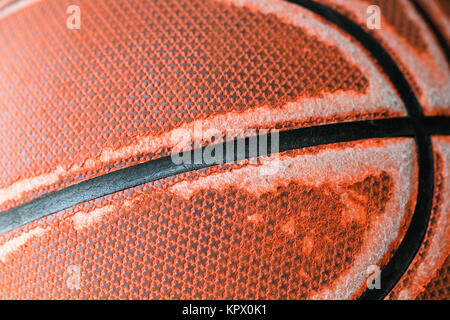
[
  {"x1": 0, "y1": 116, "x2": 443, "y2": 237},
  {"x1": 411, "y1": 0, "x2": 450, "y2": 62},
  {"x1": 422, "y1": 117, "x2": 450, "y2": 135},
  {"x1": 289, "y1": 0, "x2": 423, "y2": 118},
  {"x1": 0, "y1": 117, "x2": 448, "y2": 238},
  {"x1": 286, "y1": 0, "x2": 436, "y2": 300},
  {"x1": 0, "y1": 0, "x2": 445, "y2": 300}
]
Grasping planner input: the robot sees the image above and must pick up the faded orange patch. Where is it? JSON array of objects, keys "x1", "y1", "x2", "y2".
[
  {"x1": 71, "y1": 205, "x2": 116, "y2": 231},
  {"x1": 318, "y1": 0, "x2": 450, "y2": 115},
  {"x1": 389, "y1": 136, "x2": 450, "y2": 300},
  {"x1": 340, "y1": 191, "x2": 367, "y2": 225},
  {"x1": 247, "y1": 213, "x2": 264, "y2": 224},
  {"x1": 0, "y1": 227, "x2": 48, "y2": 263},
  {"x1": 0, "y1": 0, "x2": 405, "y2": 214},
  {"x1": 302, "y1": 236, "x2": 315, "y2": 256},
  {"x1": 281, "y1": 217, "x2": 296, "y2": 236},
  {"x1": 0, "y1": 138, "x2": 417, "y2": 300}
]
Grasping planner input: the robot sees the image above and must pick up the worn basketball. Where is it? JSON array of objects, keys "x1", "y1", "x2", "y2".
[{"x1": 0, "y1": 0, "x2": 449, "y2": 300}]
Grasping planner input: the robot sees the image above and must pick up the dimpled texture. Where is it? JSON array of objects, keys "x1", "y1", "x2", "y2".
[
  {"x1": 317, "y1": 0, "x2": 450, "y2": 115},
  {"x1": 0, "y1": 139, "x2": 418, "y2": 299},
  {"x1": 0, "y1": 0, "x2": 406, "y2": 213},
  {"x1": 389, "y1": 137, "x2": 450, "y2": 300},
  {"x1": 0, "y1": 0, "x2": 448, "y2": 300},
  {"x1": 437, "y1": 0, "x2": 450, "y2": 20},
  {"x1": 417, "y1": 0, "x2": 450, "y2": 46},
  {"x1": 417, "y1": 256, "x2": 450, "y2": 300},
  {"x1": 363, "y1": 0, "x2": 428, "y2": 53}
]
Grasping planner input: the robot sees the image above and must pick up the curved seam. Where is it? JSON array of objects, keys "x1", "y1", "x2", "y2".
[
  {"x1": 0, "y1": 118, "x2": 420, "y2": 235},
  {"x1": 411, "y1": 0, "x2": 450, "y2": 62},
  {"x1": 0, "y1": 0, "x2": 448, "y2": 300},
  {"x1": 286, "y1": 0, "x2": 435, "y2": 300}
]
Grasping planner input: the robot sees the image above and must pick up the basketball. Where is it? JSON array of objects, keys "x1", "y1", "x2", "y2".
[{"x1": 0, "y1": 0, "x2": 449, "y2": 300}]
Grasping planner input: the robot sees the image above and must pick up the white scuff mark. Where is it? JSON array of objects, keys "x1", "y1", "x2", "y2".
[
  {"x1": 169, "y1": 139, "x2": 415, "y2": 200},
  {"x1": 0, "y1": 227, "x2": 47, "y2": 263},
  {"x1": 71, "y1": 205, "x2": 116, "y2": 231},
  {"x1": 0, "y1": 0, "x2": 41, "y2": 19},
  {"x1": 0, "y1": 90, "x2": 403, "y2": 208},
  {"x1": 0, "y1": 166, "x2": 66, "y2": 207},
  {"x1": 168, "y1": 138, "x2": 418, "y2": 299},
  {"x1": 0, "y1": 0, "x2": 407, "y2": 210}
]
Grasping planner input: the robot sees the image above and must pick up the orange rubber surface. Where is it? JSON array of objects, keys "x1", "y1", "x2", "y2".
[
  {"x1": 317, "y1": 0, "x2": 450, "y2": 115},
  {"x1": 0, "y1": 0, "x2": 405, "y2": 213},
  {"x1": 417, "y1": 0, "x2": 450, "y2": 46},
  {"x1": 0, "y1": 0, "x2": 448, "y2": 300},
  {"x1": 0, "y1": 139, "x2": 417, "y2": 299},
  {"x1": 388, "y1": 136, "x2": 450, "y2": 300}
]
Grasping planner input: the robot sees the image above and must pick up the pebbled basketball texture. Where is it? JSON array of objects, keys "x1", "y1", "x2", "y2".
[{"x1": 0, "y1": 0, "x2": 448, "y2": 300}]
